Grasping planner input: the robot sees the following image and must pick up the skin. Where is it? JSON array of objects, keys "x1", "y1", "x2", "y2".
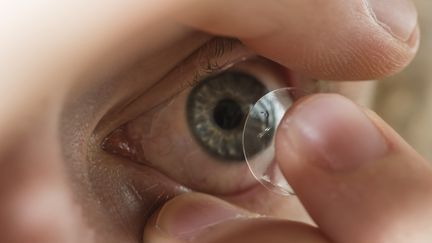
[{"x1": 0, "y1": 1, "x2": 428, "y2": 243}]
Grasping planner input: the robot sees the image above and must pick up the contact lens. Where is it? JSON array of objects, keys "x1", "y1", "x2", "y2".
[{"x1": 242, "y1": 87, "x2": 309, "y2": 196}]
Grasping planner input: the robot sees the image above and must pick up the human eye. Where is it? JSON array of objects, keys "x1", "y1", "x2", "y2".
[{"x1": 98, "y1": 38, "x2": 315, "y2": 196}]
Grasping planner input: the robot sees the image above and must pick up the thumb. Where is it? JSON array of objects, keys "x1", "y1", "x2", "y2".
[
  {"x1": 275, "y1": 93, "x2": 432, "y2": 243},
  {"x1": 143, "y1": 193, "x2": 330, "y2": 243}
]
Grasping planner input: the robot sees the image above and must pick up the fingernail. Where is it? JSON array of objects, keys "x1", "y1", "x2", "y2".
[
  {"x1": 154, "y1": 193, "x2": 249, "y2": 240},
  {"x1": 279, "y1": 94, "x2": 388, "y2": 171},
  {"x1": 367, "y1": 0, "x2": 417, "y2": 42}
]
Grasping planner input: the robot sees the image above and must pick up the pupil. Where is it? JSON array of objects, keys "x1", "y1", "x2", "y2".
[{"x1": 213, "y1": 99, "x2": 243, "y2": 130}]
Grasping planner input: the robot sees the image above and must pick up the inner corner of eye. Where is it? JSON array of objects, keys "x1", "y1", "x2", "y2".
[
  {"x1": 186, "y1": 70, "x2": 274, "y2": 162},
  {"x1": 100, "y1": 124, "x2": 138, "y2": 161}
]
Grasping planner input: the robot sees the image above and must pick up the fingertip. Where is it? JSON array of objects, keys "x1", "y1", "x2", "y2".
[
  {"x1": 275, "y1": 93, "x2": 388, "y2": 173},
  {"x1": 142, "y1": 193, "x2": 330, "y2": 243},
  {"x1": 143, "y1": 193, "x2": 254, "y2": 242},
  {"x1": 274, "y1": 93, "x2": 432, "y2": 243}
]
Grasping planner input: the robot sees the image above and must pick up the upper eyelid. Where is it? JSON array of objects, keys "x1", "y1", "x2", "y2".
[
  {"x1": 95, "y1": 38, "x2": 255, "y2": 139},
  {"x1": 197, "y1": 37, "x2": 237, "y2": 62},
  {"x1": 194, "y1": 38, "x2": 239, "y2": 80},
  {"x1": 185, "y1": 38, "x2": 256, "y2": 88}
]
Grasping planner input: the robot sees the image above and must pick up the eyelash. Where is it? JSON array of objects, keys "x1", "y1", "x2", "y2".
[{"x1": 178, "y1": 38, "x2": 255, "y2": 90}]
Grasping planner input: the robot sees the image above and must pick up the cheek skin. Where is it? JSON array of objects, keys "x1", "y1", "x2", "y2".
[{"x1": 84, "y1": 147, "x2": 189, "y2": 242}]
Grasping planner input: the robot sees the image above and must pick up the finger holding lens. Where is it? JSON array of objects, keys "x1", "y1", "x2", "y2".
[{"x1": 243, "y1": 87, "x2": 310, "y2": 196}]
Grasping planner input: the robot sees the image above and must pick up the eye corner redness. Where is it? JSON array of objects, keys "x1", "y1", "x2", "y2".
[{"x1": 100, "y1": 124, "x2": 139, "y2": 162}]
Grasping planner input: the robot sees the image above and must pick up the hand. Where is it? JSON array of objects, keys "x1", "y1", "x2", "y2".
[{"x1": 144, "y1": 93, "x2": 432, "y2": 243}]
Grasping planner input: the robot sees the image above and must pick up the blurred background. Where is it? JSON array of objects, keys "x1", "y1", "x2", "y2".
[{"x1": 374, "y1": 0, "x2": 432, "y2": 160}]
